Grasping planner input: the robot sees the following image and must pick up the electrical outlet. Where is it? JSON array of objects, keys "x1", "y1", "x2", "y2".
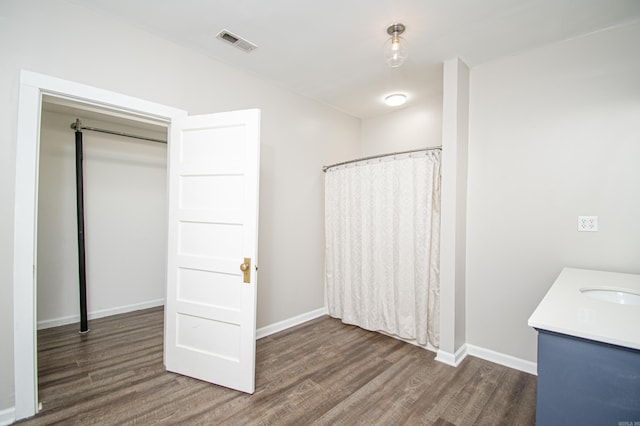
[{"x1": 578, "y1": 216, "x2": 598, "y2": 232}]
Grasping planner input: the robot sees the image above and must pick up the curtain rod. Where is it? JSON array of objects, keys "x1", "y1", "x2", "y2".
[
  {"x1": 70, "y1": 119, "x2": 167, "y2": 144},
  {"x1": 322, "y1": 146, "x2": 442, "y2": 173}
]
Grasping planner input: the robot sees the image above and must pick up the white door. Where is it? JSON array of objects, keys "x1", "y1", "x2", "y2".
[{"x1": 165, "y1": 109, "x2": 260, "y2": 393}]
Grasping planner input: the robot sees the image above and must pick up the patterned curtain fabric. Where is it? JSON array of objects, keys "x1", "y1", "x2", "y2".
[{"x1": 324, "y1": 150, "x2": 441, "y2": 348}]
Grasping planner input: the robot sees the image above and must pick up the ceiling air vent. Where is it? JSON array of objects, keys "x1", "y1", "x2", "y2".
[{"x1": 216, "y1": 29, "x2": 258, "y2": 53}]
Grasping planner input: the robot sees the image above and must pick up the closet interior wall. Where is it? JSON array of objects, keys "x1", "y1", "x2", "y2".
[{"x1": 37, "y1": 104, "x2": 168, "y2": 329}]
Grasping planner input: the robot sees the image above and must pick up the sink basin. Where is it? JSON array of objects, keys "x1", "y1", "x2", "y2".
[{"x1": 580, "y1": 287, "x2": 640, "y2": 306}]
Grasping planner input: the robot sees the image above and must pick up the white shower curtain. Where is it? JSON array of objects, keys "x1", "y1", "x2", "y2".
[{"x1": 324, "y1": 150, "x2": 441, "y2": 348}]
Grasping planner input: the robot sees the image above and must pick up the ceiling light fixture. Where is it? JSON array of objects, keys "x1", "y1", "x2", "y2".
[
  {"x1": 385, "y1": 93, "x2": 407, "y2": 107},
  {"x1": 384, "y1": 23, "x2": 408, "y2": 67}
]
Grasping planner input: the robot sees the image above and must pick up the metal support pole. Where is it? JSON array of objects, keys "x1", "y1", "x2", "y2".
[{"x1": 74, "y1": 119, "x2": 89, "y2": 334}]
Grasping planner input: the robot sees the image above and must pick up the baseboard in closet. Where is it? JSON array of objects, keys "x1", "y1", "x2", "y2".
[{"x1": 37, "y1": 298, "x2": 165, "y2": 330}]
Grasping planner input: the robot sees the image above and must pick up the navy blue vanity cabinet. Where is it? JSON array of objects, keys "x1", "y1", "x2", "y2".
[{"x1": 535, "y1": 329, "x2": 640, "y2": 425}]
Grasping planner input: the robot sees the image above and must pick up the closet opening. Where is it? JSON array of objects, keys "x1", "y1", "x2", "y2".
[
  {"x1": 16, "y1": 72, "x2": 259, "y2": 419},
  {"x1": 36, "y1": 96, "x2": 169, "y2": 405}
]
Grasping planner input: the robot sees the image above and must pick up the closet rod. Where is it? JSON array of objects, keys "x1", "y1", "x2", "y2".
[
  {"x1": 70, "y1": 119, "x2": 167, "y2": 144},
  {"x1": 322, "y1": 146, "x2": 442, "y2": 172}
]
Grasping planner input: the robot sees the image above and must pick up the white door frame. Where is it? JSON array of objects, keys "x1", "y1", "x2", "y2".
[{"x1": 12, "y1": 70, "x2": 187, "y2": 420}]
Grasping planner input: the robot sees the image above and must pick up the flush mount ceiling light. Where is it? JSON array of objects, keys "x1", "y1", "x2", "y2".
[
  {"x1": 384, "y1": 23, "x2": 408, "y2": 67},
  {"x1": 384, "y1": 93, "x2": 407, "y2": 106}
]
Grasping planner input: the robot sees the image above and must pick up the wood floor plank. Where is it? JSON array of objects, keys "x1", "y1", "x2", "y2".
[
  {"x1": 397, "y1": 357, "x2": 482, "y2": 425},
  {"x1": 474, "y1": 368, "x2": 537, "y2": 426},
  {"x1": 437, "y1": 360, "x2": 505, "y2": 425},
  {"x1": 17, "y1": 307, "x2": 537, "y2": 425}
]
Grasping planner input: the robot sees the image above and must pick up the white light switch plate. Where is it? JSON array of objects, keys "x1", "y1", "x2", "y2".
[{"x1": 578, "y1": 216, "x2": 598, "y2": 232}]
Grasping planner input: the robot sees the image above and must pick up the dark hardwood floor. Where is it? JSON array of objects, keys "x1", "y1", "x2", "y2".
[{"x1": 18, "y1": 307, "x2": 536, "y2": 425}]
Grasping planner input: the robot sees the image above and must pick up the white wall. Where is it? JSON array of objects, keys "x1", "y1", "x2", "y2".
[
  {"x1": 466, "y1": 21, "x2": 640, "y2": 363},
  {"x1": 360, "y1": 95, "x2": 442, "y2": 156},
  {"x1": 0, "y1": 0, "x2": 360, "y2": 412},
  {"x1": 37, "y1": 108, "x2": 167, "y2": 328}
]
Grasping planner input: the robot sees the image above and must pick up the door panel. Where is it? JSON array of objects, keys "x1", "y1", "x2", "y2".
[
  {"x1": 165, "y1": 109, "x2": 260, "y2": 393},
  {"x1": 179, "y1": 175, "x2": 244, "y2": 210},
  {"x1": 177, "y1": 268, "x2": 241, "y2": 309}
]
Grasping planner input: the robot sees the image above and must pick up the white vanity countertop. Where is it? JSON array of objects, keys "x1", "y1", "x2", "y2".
[{"x1": 528, "y1": 267, "x2": 640, "y2": 351}]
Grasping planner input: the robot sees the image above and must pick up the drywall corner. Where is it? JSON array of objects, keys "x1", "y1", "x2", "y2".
[{"x1": 439, "y1": 57, "x2": 470, "y2": 357}]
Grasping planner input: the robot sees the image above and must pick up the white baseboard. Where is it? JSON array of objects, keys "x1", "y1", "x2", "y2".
[
  {"x1": 466, "y1": 344, "x2": 538, "y2": 375},
  {"x1": 256, "y1": 307, "x2": 328, "y2": 340},
  {"x1": 0, "y1": 406, "x2": 15, "y2": 426},
  {"x1": 435, "y1": 344, "x2": 468, "y2": 367},
  {"x1": 434, "y1": 344, "x2": 537, "y2": 375},
  {"x1": 37, "y1": 299, "x2": 165, "y2": 330}
]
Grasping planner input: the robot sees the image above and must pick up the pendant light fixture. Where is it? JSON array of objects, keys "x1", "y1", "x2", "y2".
[{"x1": 384, "y1": 23, "x2": 408, "y2": 67}]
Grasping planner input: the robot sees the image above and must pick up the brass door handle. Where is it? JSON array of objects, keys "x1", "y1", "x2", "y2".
[{"x1": 240, "y1": 258, "x2": 251, "y2": 283}]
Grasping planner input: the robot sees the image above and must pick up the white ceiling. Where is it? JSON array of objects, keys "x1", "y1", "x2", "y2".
[{"x1": 67, "y1": 0, "x2": 640, "y2": 118}]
